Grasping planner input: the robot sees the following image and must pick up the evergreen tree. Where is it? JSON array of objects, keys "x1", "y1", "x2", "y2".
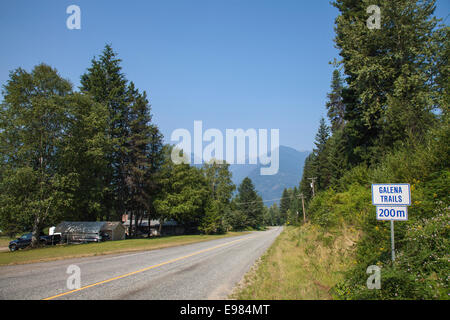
[
  {"x1": 80, "y1": 45, "x2": 164, "y2": 229},
  {"x1": 326, "y1": 129, "x2": 348, "y2": 188},
  {"x1": 80, "y1": 44, "x2": 129, "y2": 220},
  {"x1": 125, "y1": 83, "x2": 163, "y2": 236},
  {"x1": 299, "y1": 153, "x2": 316, "y2": 201},
  {"x1": 59, "y1": 93, "x2": 111, "y2": 221},
  {"x1": 199, "y1": 199, "x2": 222, "y2": 234},
  {"x1": 333, "y1": 0, "x2": 442, "y2": 164},
  {"x1": 326, "y1": 69, "x2": 346, "y2": 133},
  {"x1": 279, "y1": 188, "x2": 291, "y2": 223},
  {"x1": 313, "y1": 118, "x2": 331, "y2": 190},
  {"x1": 267, "y1": 203, "x2": 281, "y2": 226},
  {"x1": 226, "y1": 198, "x2": 248, "y2": 231},
  {"x1": 235, "y1": 177, "x2": 264, "y2": 229},
  {"x1": 289, "y1": 187, "x2": 300, "y2": 221}
]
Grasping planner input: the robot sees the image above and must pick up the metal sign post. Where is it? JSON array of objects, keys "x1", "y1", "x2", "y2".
[{"x1": 390, "y1": 220, "x2": 395, "y2": 261}]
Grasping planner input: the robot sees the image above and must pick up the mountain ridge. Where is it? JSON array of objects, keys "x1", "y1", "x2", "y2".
[
  {"x1": 190, "y1": 146, "x2": 310, "y2": 206},
  {"x1": 229, "y1": 146, "x2": 310, "y2": 206}
]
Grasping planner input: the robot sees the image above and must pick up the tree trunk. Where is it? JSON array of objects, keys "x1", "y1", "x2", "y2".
[
  {"x1": 129, "y1": 211, "x2": 133, "y2": 239},
  {"x1": 147, "y1": 213, "x2": 152, "y2": 237},
  {"x1": 134, "y1": 211, "x2": 139, "y2": 238},
  {"x1": 158, "y1": 219, "x2": 164, "y2": 236},
  {"x1": 31, "y1": 216, "x2": 41, "y2": 248},
  {"x1": 138, "y1": 212, "x2": 144, "y2": 236}
]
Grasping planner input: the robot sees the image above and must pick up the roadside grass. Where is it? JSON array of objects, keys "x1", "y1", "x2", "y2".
[
  {"x1": 0, "y1": 231, "x2": 249, "y2": 266},
  {"x1": 0, "y1": 236, "x2": 14, "y2": 247},
  {"x1": 230, "y1": 224, "x2": 359, "y2": 300}
]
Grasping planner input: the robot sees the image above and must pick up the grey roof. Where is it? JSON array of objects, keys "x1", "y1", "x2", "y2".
[
  {"x1": 122, "y1": 219, "x2": 178, "y2": 227},
  {"x1": 101, "y1": 221, "x2": 124, "y2": 231},
  {"x1": 55, "y1": 221, "x2": 106, "y2": 234}
]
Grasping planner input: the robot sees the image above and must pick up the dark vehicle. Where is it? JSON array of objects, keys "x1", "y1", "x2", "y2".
[{"x1": 8, "y1": 232, "x2": 61, "y2": 252}]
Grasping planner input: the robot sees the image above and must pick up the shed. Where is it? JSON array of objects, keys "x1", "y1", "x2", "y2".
[
  {"x1": 122, "y1": 219, "x2": 184, "y2": 237},
  {"x1": 54, "y1": 221, "x2": 125, "y2": 243},
  {"x1": 101, "y1": 221, "x2": 125, "y2": 241}
]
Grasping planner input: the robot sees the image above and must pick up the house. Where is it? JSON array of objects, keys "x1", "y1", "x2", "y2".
[
  {"x1": 54, "y1": 221, "x2": 125, "y2": 243},
  {"x1": 121, "y1": 214, "x2": 184, "y2": 237}
]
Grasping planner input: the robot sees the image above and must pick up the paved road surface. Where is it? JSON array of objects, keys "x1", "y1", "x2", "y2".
[{"x1": 0, "y1": 227, "x2": 283, "y2": 300}]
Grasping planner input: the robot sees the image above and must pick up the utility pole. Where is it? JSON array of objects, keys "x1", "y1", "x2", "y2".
[
  {"x1": 308, "y1": 177, "x2": 317, "y2": 197},
  {"x1": 299, "y1": 193, "x2": 306, "y2": 223}
]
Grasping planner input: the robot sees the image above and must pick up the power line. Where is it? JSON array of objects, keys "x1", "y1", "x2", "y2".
[
  {"x1": 443, "y1": 13, "x2": 449, "y2": 23},
  {"x1": 234, "y1": 191, "x2": 310, "y2": 206},
  {"x1": 233, "y1": 196, "x2": 284, "y2": 205}
]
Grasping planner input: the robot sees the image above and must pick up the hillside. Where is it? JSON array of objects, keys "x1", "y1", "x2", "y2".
[{"x1": 229, "y1": 146, "x2": 310, "y2": 206}]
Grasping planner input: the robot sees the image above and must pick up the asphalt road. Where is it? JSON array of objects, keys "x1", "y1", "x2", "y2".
[{"x1": 0, "y1": 227, "x2": 283, "y2": 300}]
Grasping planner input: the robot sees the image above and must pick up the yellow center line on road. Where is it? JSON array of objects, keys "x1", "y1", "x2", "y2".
[{"x1": 42, "y1": 234, "x2": 255, "y2": 300}]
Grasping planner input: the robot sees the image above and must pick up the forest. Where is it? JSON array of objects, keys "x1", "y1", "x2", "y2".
[
  {"x1": 0, "y1": 45, "x2": 270, "y2": 245},
  {"x1": 278, "y1": 0, "x2": 449, "y2": 299}
]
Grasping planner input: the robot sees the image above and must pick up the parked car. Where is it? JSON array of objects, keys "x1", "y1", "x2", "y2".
[{"x1": 9, "y1": 232, "x2": 61, "y2": 252}]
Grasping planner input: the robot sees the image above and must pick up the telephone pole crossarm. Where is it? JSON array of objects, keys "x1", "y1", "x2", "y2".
[{"x1": 307, "y1": 177, "x2": 317, "y2": 197}]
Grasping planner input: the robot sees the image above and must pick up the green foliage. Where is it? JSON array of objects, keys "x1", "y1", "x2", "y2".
[
  {"x1": 308, "y1": 184, "x2": 371, "y2": 228},
  {"x1": 308, "y1": 121, "x2": 449, "y2": 299},
  {"x1": 263, "y1": 203, "x2": 282, "y2": 226},
  {"x1": 0, "y1": 46, "x2": 166, "y2": 240},
  {"x1": 314, "y1": 118, "x2": 331, "y2": 190},
  {"x1": 299, "y1": 153, "x2": 316, "y2": 200},
  {"x1": 231, "y1": 177, "x2": 265, "y2": 230},
  {"x1": 286, "y1": 209, "x2": 299, "y2": 226},
  {"x1": 154, "y1": 159, "x2": 209, "y2": 231},
  {"x1": 202, "y1": 160, "x2": 235, "y2": 207},
  {"x1": 333, "y1": 0, "x2": 444, "y2": 164},
  {"x1": 327, "y1": 129, "x2": 349, "y2": 187},
  {"x1": 59, "y1": 93, "x2": 111, "y2": 221},
  {"x1": 225, "y1": 200, "x2": 248, "y2": 231},
  {"x1": 80, "y1": 45, "x2": 164, "y2": 229},
  {"x1": 335, "y1": 204, "x2": 449, "y2": 300},
  {"x1": 152, "y1": 150, "x2": 238, "y2": 235},
  {"x1": 327, "y1": 69, "x2": 346, "y2": 133},
  {"x1": 279, "y1": 188, "x2": 291, "y2": 219},
  {"x1": 199, "y1": 160, "x2": 236, "y2": 234},
  {"x1": 125, "y1": 82, "x2": 164, "y2": 236},
  {"x1": 199, "y1": 199, "x2": 224, "y2": 235},
  {"x1": 0, "y1": 64, "x2": 77, "y2": 245},
  {"x1": 80, "y1": 44, "x2": 130, "y2": 218},
  {"x1": 299, "y1": 1, "x2": 449, "y2": 299}
]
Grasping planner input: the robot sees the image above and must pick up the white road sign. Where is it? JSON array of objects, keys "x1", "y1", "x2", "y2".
[
  {"x1": 376, "y1": 206, "x2": 408, "y2": 221},
  {"x1": 371, "y1": 183, "x2": 411, "y2": 206}
]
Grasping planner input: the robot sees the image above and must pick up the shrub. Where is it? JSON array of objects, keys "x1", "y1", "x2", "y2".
[{"x1": 310, "y1": 123, "x2": 450, "y2": 299}]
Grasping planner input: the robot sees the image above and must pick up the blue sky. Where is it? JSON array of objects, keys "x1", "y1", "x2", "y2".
[{"x1": 1, "y1": 0, "x2": 449, "y2": 151}]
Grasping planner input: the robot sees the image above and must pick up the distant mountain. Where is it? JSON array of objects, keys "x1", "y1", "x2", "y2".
[
  {"x1": 229, "y1": 146, "x2": 310, "y2": 206},
  {"x1": 190, "y1": 146, "x2": 310, "y2": 206}
]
